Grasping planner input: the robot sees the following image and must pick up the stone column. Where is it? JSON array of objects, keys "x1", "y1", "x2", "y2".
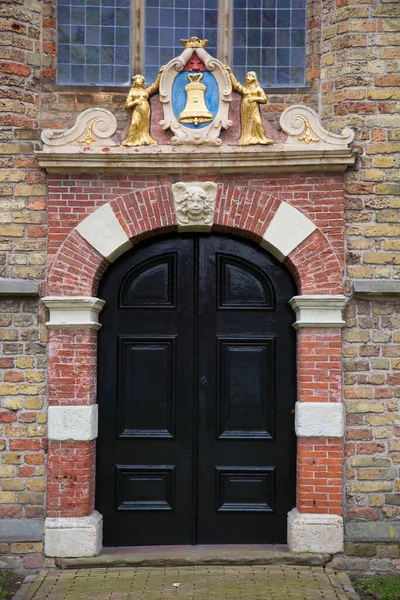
[
  {"x1": 42, "y1": 297, "x2": 105, "y2": 558},
  {"x1": 287, "y1": 295, "x2": 347, "y2": 554}
]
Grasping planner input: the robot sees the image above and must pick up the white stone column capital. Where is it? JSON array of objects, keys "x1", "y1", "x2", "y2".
[
  {"x1": 43, "y1": 296, "x2": 106, "y2": 330},
  {"x1": 289, "y1": 295, "x2": 347, "y2": 329}
]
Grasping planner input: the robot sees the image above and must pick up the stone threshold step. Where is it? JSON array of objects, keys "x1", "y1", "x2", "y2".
[{"x1": 56, "y1": 545, "x2": 331, "y2": 569}]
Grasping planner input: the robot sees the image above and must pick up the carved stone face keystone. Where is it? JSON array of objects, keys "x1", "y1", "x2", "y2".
[{"x1": 172, "y1": 181, "x2": 218, "y2": 230}]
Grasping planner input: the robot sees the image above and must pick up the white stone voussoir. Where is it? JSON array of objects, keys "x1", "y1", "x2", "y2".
[
  {"x1": 48, "y1": 405, "x2": 98, "y2": 441},
  {"x1": 261, "y1": 202, "x2": 316, "y2": 261},
  {"x1": 44, "y1": 511, "x2": 102, "y2": 557},
  {"x1": 43, "y1": 296, "x2": 105, "y2": 329},
  {"x1": 295, "y1": 402, "x2": 344, "y2": 438},
  {"x1": 290, "y1": 295, "x2": 347, "y2": 328},
  {"x1": 76, "y1": 203, "x2": 132, "y2": 262},
  {"x1": 287, "y1": 509, "x2": 344, "y2": 554}
]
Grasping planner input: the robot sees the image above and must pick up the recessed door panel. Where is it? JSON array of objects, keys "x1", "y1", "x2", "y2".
[
  {"x1": 116, "y1": 465, "x2": 175, "y2": 511},
  {"x1": 120, "y1": 255, "x2": 176, "y2": 308},
  {"x1": 217, "y1": 339, "x2": 274, "y2": 439},
  {"x1": 216, "y1": 467, "x2": 275, "y2": 512},
  {"x1": 97, "y1": 233, "x2": 296, "y2": 547},
  {"x1": 118, "y1": 337, "x2": 176, "y2": 438}
]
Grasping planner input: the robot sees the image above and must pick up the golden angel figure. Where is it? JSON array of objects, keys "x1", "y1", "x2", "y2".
[
  {"x1": 225, "y1": 67, "x2": 273, "y2": 146},
  {"x1": 122, "y1": 67, "x2": 164, "y2": 147}
]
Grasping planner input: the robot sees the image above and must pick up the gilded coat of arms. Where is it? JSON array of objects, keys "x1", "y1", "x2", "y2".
[{"x1": 159, "y1": 37, "x2": 232, "y2": 146}]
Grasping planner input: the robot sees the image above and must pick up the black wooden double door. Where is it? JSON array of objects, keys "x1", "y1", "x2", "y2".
[{"x1": 97, "y1": 234, "x2": 296, "y2": 547}]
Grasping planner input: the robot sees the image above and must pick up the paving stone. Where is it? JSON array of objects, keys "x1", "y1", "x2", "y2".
[{"x1": 15, "y1": 566, "x2": 356, "y2": 600}]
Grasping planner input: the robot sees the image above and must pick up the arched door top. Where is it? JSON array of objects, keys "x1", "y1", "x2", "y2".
[{"x1": 47, "y1": 183, "x2": 343, "y2": 297}]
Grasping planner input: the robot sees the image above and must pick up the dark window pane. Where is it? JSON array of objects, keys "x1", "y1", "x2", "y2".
[
  {"x1": 276, "y1": 28, "x2": 290, "y2": 45},
  {"x1": 262, "y1": 10, "x2": 276, "y2": 27},
  {"x1": 115, "y1": 7, "x2": 129, "y2": 25},
  {"x1": 101, "y1": 65, "x2": 114, "y2": 82},
  {"x1": 160, "y1": 28, "x2": 174, "y2": 46},
  {"x1": 115, "y1": 46, "x2": 129, "y2": 63},
  {"x1": 58, "y1": 64, "x2": 71, "y2": 82},
  {"x1": 292, "y1": 29, "x2": 305, "y2": 47},
  {"x1": 58, "y1": 6, "x2": 71, "y2": 23},
  {"x1": 205, "y1": 10, "x2": 218, "y2": 28},
  {"x1": 101, "y1": 7, "x2": 115, "y2": 25},
  {"x1": 86, "y1": 7, "x2": 100, "y2": 25},
  {"x1": 247, "y1": 29, "x2": 261, "y2": 47},
  {"x1": 248, "y1": 9, "x2": 261, "y2": 27},
  {"x1": 175, "y1": 9, "x2": 189, "y2": 27},
  {"x1": 86, "y1": 46, "x2": 100, "y2": 63},
  {"x1": 58, "y1": 45, "x2": 71, "y2": 64},
  {"x1": 86, "y1": 66, "x2": 100, "y2": 82},
  {"x1": 101, "y1": 27, "x2": 114, "y2": 44},
  {"x1": 101, "y1": 46, "x2": 114, "y2": 64},
  {"x1": 233, "y1": 47, "x2": 246, "y2": 65},
  {"x1": 262, "y1": 48, "x2": 275, "y2": 65},
  {"x1": 86, "y1": 26, "x2": 100, "y2": 44},
  {"x1": 115, "y1": 65, "x2": 130, "y2": 83},
  {"x1": 292, "y1": 9, "x2": 306, "y2": 27},
  {"x1": 71, "y1": 25, "x2": 85, "y2": 43},
  {"x1": 277, "y1": 47, "x2": 289, "y2": 65},
  {"x1": 276, "y1": 67, "x2": 290, "y2": 84},
  {"x1": 71, "y1": 7, "x2": 85, "y2": 22},
  {"x1": 118, "y1": 27, "x2": 130, "y2": 45},
  {"x1": 277, "y1": 10, "x2": 290, "y2": 27}
]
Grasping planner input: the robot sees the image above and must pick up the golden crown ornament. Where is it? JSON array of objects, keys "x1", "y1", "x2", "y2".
[{"x1": 180, "y1": 37, "x2": 209, "y2": 49}]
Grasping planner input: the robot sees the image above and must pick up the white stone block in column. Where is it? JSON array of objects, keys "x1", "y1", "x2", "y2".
[
  {"x1": 295, "y1": 402, "x2": 344, "y2": 438},
  {"x1": 261, "y1": 202, "x2": 316, "y2": 261},
  {"x1": 290, "y1": 295, "x2": 347, "y2": 328},
  {"x1": 288, "y1": 508, "x2": 344, "y2": 553},
  {"x1": 76, "y1": 203, "x2": 132, "y2": 262},
  {"x1": 48, "y1": 405, "x2": 98, "y2": 441},
  {"x1": 43, "y1": 296, "x2": 106, "y2": 330},
  {"x1": 44, "y1": 511, "x2": 102, "y2": 557}
]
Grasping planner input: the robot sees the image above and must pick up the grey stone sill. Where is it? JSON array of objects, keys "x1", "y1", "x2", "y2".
[
  {"x1": 345, "y1": 521, "x2": 400, "y2": 542},
  {"x1": 0, "y1": 279, "x2": 40, "y2": 297},
  {"x1": 353, "y1": 280, "x2": 400, "y2": 300},
  {"x1": 0, "y1": 518, "x2": 43, "y2": 542}
]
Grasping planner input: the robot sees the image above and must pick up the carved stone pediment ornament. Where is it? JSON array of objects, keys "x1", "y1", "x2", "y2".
[
  {"x1": 159, "y1": 38, "x2": 232, "y2": 146},
  {"x1": 41, "y1": 108, "x2": 118, "y2": 147},
  {"x1": 280, "y1": 105, "x2": 354, "y2": 148},
  {"x1": 172, "y1": 181, "x2": 218, "y2": 230}
]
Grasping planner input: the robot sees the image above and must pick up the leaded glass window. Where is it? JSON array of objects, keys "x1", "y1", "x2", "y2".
[
  {"x1": 144, "y1": 0, "x2": 218, "y2": 82},
  {"x1": 57, "y1": 0, "x2": 131, "y2": 85},
  {"x1": 57, "y1": 0, "x2": 307, "y2": 88},
  {"x1": 232, "y1": 0, "x2": 306, "y2": 87}
]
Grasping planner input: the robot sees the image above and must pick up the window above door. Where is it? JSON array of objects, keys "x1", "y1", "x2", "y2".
[{"x1": 57, "y1": 0, "x2": 307, "y2": 88}]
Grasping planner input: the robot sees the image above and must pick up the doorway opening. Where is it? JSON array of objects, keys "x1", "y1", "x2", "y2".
[{"x1": 96, "y1": 234, "x2": 296, "y2": 546}]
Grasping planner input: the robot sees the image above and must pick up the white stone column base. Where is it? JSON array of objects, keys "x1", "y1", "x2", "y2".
[
  {"x1": 287, "y1": 508, "x2": 344, "y2": 554},
  {"x1": 44, "y1": 511, "x2": 102, "y2": 557}
]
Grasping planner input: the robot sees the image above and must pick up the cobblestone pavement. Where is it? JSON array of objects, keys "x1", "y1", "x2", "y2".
[{"x1": 15, "y1": 566, "x2": 359, "y2": 600}]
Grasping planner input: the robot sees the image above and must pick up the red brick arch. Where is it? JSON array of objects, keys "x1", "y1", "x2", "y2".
[
  {"x1": 47, "y1": 183, "x2": 343, "y2": 296},
  {"x1": 45, "y1": 180, "x2": 346, "y2": 548}
]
